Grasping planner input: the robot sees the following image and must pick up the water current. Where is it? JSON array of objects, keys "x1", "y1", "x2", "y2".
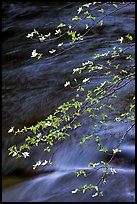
[{"x1": 2, "y1": 2, "x2": 135, "y2": 202}]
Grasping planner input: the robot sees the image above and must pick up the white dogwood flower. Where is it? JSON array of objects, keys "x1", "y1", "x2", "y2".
[
  {"x1": 64, "y1": 81, "x2": 70, "y2": 87},
  {"x1": 39, "y1": 36, "x2": 45, "y2": 42},
  {"x1": 31, "y1": 49, "x2": 38, "y2": 58},
  {"x1": 49, "y1": 49, "x2": 56, "y2": 54},
  {"x1": 26, "y1": 33, "x2": 34, "y2": 38},
  {"x1": 92, "y1": 192, "x2": 98, "y2": 197},
  {"x1": 22, "y1": 152, "x2": 30, "y2": 158},
  {"x1": 12, "y1": 152, "x2": 17, "y2": 157},
  {"x1": 55, "y1": 29, "x2": 61, "y2": 35},
  {"x1": 72, "y1": 188, "x2": 79, "y2": 194},
  {"x1": 118, "y1": 37, "x2": 124, "y2": 43},
  {"x1": 58, "y1": 42, "x2": 63, "y2": 47},
  {"x1": 82, "y1": 60, "x2": 93, "y2": 66},
  {"x1": 110, "y1": 168, "x2": 117, "y2": 174},
  {"x1": 45, "y1": 32, "x2": 51, "y2": 38},
  {"x1": 41, "y1": 160, "x2": 48, "y2": 165},
  {"x1": 82, "y1": 78, "x2": 90, "y2": 83},
  {"x1": 92, "y1": 162, "x2": 100, "y2": 168},
  {"x1": 77, "y1": 7, "x2": 83, "y2": 14},
  {"x1": 8, "y1": 126, "x2": 14, "y2": 133}
]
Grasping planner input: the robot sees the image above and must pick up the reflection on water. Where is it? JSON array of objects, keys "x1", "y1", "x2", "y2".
[{"x1": 2, "y1": 2, "x2": 135, "y2": 202}]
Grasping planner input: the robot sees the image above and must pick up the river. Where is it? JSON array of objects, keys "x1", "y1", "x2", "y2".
[{"x1": 2, "y1": 2, "x2": 135, "y2": 202}]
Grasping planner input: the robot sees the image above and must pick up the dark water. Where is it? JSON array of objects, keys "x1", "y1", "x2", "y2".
[{"x1": 2, "y1": 2, "x2": 135, "y2": 202}]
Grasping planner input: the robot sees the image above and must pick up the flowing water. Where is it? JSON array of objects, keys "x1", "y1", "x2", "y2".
[{"x1": 2, "y1": 2, "x2": 135, "y2": 202}]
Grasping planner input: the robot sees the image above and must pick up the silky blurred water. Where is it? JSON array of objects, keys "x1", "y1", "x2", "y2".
[{"x1": 2, "y1": 2, "x2": 135, "y2": 202}]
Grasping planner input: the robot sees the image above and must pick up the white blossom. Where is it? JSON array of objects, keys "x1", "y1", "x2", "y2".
[
  {"x1": 49, "y1": 49, "x2": 56, "y2": 54},
  {"x1": 12, "y1": 152, "x2": 17, "y2": 157},
  {"x1": 36, "y1": 133, "x2": 42, "y2": 137},
  {"x1": 110, "y1": 167, "x2": 117, "y2": 174},
  {"x1": 77, "y1": 7, "x2": 83, "y2": 14},
  {"x1": 31, "y1": 49, "x2": 38, "y2": 58},
  {"x1": 33, "y1": 160, "x2": 47, "y2": 170},
  {"x1": 82, "y1": 60, "x2": 93, "y2": 66},
  {"x1": 22, "y1": 152, "x2": 30, "y2": 158},
  {"x1": 45, "y1": 32, "x2": 51, "y2": 38},
  {"x1": 64, "y1": 81, "x2": 70, "y2": 87},
  {"x1": 118, "y1": 37, "x2": 124, "y2": 43},
  {"x1": 72, "y1": 68, "x2": 80, "y2": 74},
  {"x1": 39, "y1": 36, "x2": 45, "y2": 42},
  {"x1": 8, "y1": 126, "x2": 14, "y2": 133},
  {"x1": 32, "y1": 165, "x2": 37, "y2": 170},
  {"x1": 72, "y1": 188, "x2": 79, "y2": 194},
  {"x1": 92, "y1": 192, "x2": 98, "y2": 197},
  {"x1": 26, "y1": 33, "x2": 34, "y2": 38},
  {"x1": 41, "y1": 160, "x2": 48, "y2": 165},
  {"x1": 58, "y1": 42, "x2": 63, "y2": 47},
  {"x1": 92, "y1": 162, "x2": 100, "y2": 168},
  {"x1": 82, "y1": 78, "x2": 90, "y2": 83},
  {"x1": 36, "y1": 160, "x2": 42, "y2": 166},
  {"x1": 113, "y1": 149, "x2": 117, "y2": 154},
  {"x1": 55, "y1": 29, "x2": 61, "y2": 35},
  {"x1": 83, "y1": 3, "x2": 92, "y2": 7},
  {"x1": 97, "y1": 66, "x2": 103, "y2": 70},
  {"x1": 45, "y1": 121, "x2": 51, "y2": 126},
  {"x1": 113, "y1": 148, "x2": 121, "y2": 154}
]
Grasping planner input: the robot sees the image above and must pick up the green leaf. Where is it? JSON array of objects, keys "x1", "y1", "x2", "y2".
[
  {"x1": 88, "y1": 162, "x2": 100, "y2": 168},
  {"x1": 93, "y1": 185, "x2": 98, "y2": 192},
  {"x1": 107, "y1": 104, "x2": 115, "y2": 111},
  {"x1": 129, "y1": 104, "x2": 135, "y2": 112},
  {"x1": 99, "y1": 148, "x2": 108, "y2": 153},
  {"x1": 103, "y1": 169, "x2": 109, "y2": 174},
  {"x1": 44, "y1": 146, "x2": 51, "y2": 152},
  {"x1": 86, "y1": 24, "x2": 89, "y2": 29},
  {"x1": 101, "y1": 161, "x2": 109, "y2": 168},
  {"x1": 25, "y1": 136, "x2": 31, "y2": 141},
  {"x1": 93, "y1": 53, "x2": 100, "y2": 59},
  {"x1": 80, "y1": 135, "x2": 92, "y2": 144},
  {"x1": 75, "y1": 170, "x2": 87, "y2": 177},
  {"x1": 99, "y1": 20, "x2": 103, "y2": 26},
  {"x1": 102, "y1": 113, "x2": 108, "y2": 120},
  {"x1": 103, "y1": 177, "x2": 107, "y2": 183},
  {"x1": 77, "y1": 86, "x2": 85, "y2": 91},
  {"x1": 126, "y1": 34, "x2": 133, "y2": 41},
  {"x1": 72, "y1": 16, "x2": 82, "y2": 21},
  {"x1": 57, "y1": 23, "x2": 66, "y2": 28},
  {"x1": 92, "y1": 123, "x2": 99, "y2": 130},
  {"x1": 82, "y1": 184, "x2": 93, "y2": 193},
  {"x1": 120, "y1": 70, "x2": 128, "y2": 75},
  {"x1": 37, "y1": 53, "x2": 42, "y2": 59},
  {"x1": 86, "y1": 15, "x2": 96, "y2": 21},
  {"x1": 111, "y1": 93, "x2": 117, "y2": 98},
  {"x1": 33, "y1": 28, "x2": 39, "y2": 34},
  {"x1": 90, "y1": 113, "x2": 97, "y2": 119},
  {"x1": 126, "y1": 55, "x2": 134, "y2": 60},
  {"x1": 98, "y1": 8, "x2": 104, "y2": 13},
  {"x1": 113, "y1": 148, "x2": 122, "y2": 154},
  {"x1": 129, "y1": 115, "x2": 135, "y2": 120},
  {"x1": 74, "y1": 122, "x2": 81, "y2": 129},
  {"x1": 83, "y1": 3, "x2": 92, "y2": 8},
  {"x1": 95, "y1": 135, "x2": 99, "y2": 142},
  {"x1": 85, "y1": 107, "x2": 92, "y2": 113}
]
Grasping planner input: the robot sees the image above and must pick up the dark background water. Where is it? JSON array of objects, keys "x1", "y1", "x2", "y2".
[{"x1": 2, "y1": 2, "x2": 135, "y2": 202}]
